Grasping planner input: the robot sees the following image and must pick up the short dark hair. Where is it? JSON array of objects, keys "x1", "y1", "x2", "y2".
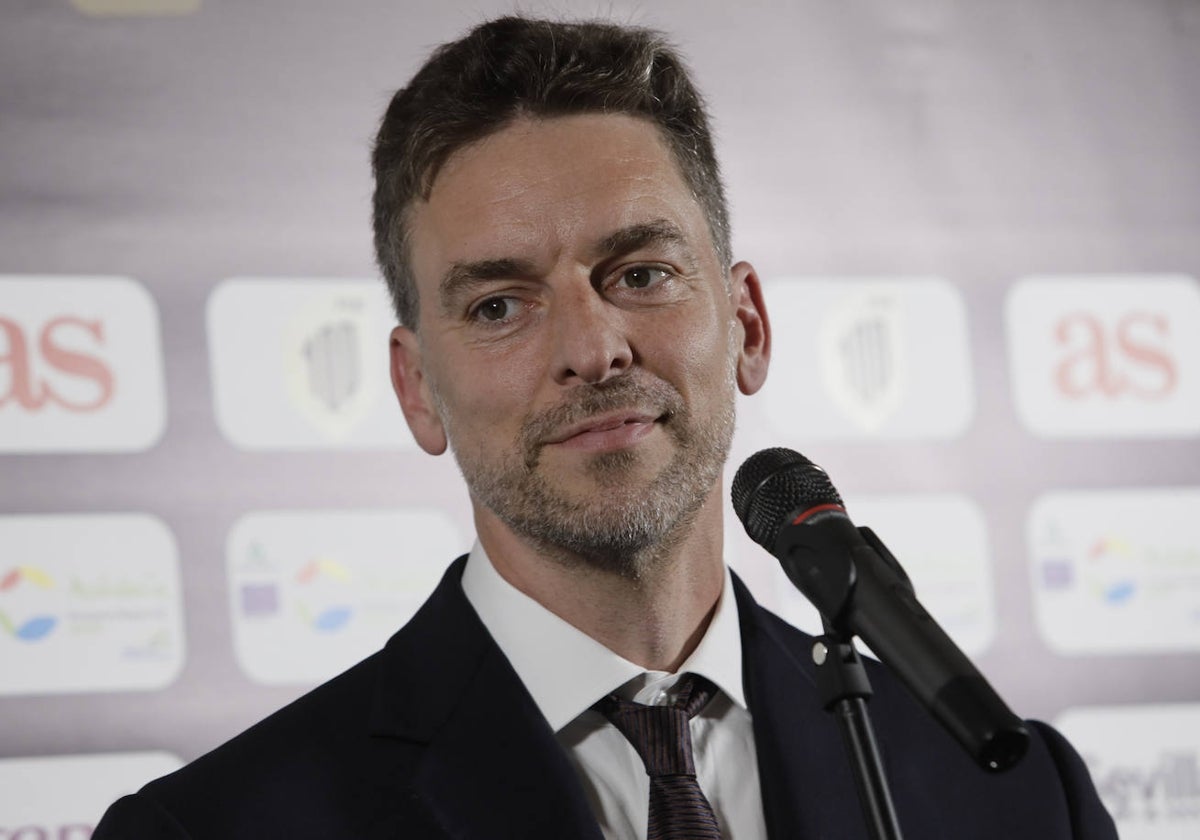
[{"x1": 371, "y1": 15, "x2": 731, "y2": 327}]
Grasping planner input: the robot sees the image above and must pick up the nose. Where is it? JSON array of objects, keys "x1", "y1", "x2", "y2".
[{"x1": 552, "y1": 284, "x2": 633, "y2": 385}]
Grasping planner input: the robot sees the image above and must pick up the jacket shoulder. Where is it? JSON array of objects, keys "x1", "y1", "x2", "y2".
[
  {"x1": 123, "y1": 650, "x2": 429, "y2": 837},
  {"x1": 737, "y1": 589, "x2": 1116, "y2": 838},
  {"x1": 95, "y1": 557, "x2": 481, "y2": 839}
]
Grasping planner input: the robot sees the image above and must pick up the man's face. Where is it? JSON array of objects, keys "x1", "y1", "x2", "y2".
[{"x1": 391, "y1": 113, "x2": 769, "y2": 572}]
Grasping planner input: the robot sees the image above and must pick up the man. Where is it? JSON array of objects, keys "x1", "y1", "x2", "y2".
[{"x1": 96, "y1": 16, "x2": 1116, "y2": 839}]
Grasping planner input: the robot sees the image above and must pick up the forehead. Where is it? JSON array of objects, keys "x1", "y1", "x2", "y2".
[{"x1": 405, "y1": 113, "x2": 713, "y2": 292}]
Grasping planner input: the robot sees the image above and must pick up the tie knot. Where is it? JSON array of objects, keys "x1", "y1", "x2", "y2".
[
  {"x1": 598, "y1": 674, "x2": 716, "y2": 776},
  {"x1": 671, "y1": 673, "x2": 717, "y2": 720}
]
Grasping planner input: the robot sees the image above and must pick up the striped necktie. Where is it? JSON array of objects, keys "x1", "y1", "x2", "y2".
[{"x1": 599, "y1": 674, "x2": 723, "y2": 840}]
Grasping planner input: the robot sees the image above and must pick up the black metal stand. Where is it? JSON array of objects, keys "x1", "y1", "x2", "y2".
[{"x1": 812, "y1": 631, "x2": 905, "y2": 840}]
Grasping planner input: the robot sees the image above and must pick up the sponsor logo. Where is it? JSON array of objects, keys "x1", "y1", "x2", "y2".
[
  {"x1": 1094, "y1": 751, "x2": 1200, "y2": 825},
  {"x1": 293, "y1": 558, "x2": 355, "y2": 632},
  {"x1": 0, "y1": 752, "x2": 182, "y2": 836},
  {"x1": 1006, "y1": 275, "x2": 1200, "y2": 437},
  {"x1": 1029, "y1": 489, "x2": 1200, "y2": 654},
  {"x1": 228, "y1": 509, "x2": 463, "y2": 684},
  {"x1": 207, "y1": 278, "x2": 415, "y2": 449},
  {"x1": 0, "y1": 825, "x2": 92, "y2": 839},
  {"x1": 819, "y1": 292, "x2": 908, "y2": 432},
  {"x1": 0, "y1": 515, "x2": 185, "y2": 695},
  {"x1": 0, "y1": 276, "x2": 165, "y2": 452},
  {"x1": 761, "y1": 278, "x2": 973, "y2": 439},
  {"x1": 1057, "y1": 704, "x2": 1200, "y2": 838},
  {"x1": 239, "y1": 555, "x2": 356, "y2": 633},
  {"x1": 283, "y1": 296, "x2": 377, "y2": 440},
  {"x1": 0, "y1": 566, "x2": 58, "y2": 642}
]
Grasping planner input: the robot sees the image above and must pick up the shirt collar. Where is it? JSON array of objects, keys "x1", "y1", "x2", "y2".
[{"x1": 460, "y1": 539, "x2": 746, "y2": 732}]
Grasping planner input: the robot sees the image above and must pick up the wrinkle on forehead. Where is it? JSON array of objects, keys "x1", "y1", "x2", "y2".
[{"x1": 407, "y1": 113, "x2": 720, "y2": 312}]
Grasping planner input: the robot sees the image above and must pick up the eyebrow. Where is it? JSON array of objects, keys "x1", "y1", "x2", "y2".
[
  {"x1": 438, "y1": 257, "x2": 537, "y2": 313},
  {"x1": 436, "y1": 219, "x2": 694, "y2": 312},
  {"x1": 593, "y1": 219, "x2": 689, "y2": 260}
]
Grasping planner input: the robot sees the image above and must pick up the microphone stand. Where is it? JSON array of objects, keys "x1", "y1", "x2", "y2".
[
  {"x1": 811, "y1": 625, "x2": 905, "y2": 840},
  {"x1": 732, "y1": 449, "x2": 1029, "y2": 837}
]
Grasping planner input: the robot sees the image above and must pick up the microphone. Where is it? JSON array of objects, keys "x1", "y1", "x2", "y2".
[{"x1": 732, "y1": 447, "x2": 1029, "y2": 772}]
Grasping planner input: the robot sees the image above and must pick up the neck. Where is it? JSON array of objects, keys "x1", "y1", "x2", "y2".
[{"x1": 474, "y1": 485, "x2": 727, "y2": 672}]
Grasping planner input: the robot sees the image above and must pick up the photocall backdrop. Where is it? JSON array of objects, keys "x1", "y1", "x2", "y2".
[{"x1": 2, "y1": 1, "x2": 1199, "y2": 837}]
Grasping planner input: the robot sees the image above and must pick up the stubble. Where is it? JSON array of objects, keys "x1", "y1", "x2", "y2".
[{"x1": 438, "y1": 356, "x2": 738, "y2": 579}]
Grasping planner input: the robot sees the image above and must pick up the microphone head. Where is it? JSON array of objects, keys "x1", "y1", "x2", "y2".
[{"x1": 731, "y1": 447, "x2": 844, "y2": 550}]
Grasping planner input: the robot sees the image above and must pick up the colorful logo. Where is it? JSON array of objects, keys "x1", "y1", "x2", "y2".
[
  {"x1": 295, "y1": 557, "x2": 354, "y2": 633},
  {"x1": 228, "y1": 509, "x2": 461, "y2": 685},
  {"x1": 1087, "y1": 536, "x2": 1138, "y2": 605},
  {"x1": 1031, "y1": 490, "x2": 1200, "y2": 655},
  {"x1": 0, "y1": 565, "x2": 58, "y2": 642}
]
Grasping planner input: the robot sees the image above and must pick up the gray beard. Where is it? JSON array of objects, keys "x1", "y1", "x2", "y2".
[{"x1": 444, "y1": 369, "x2": 736, "y2": 579}]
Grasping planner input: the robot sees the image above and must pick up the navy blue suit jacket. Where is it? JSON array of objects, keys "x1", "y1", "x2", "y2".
[{"x1": 95, "y1": 556, "x2": 1117, "y2": 838}]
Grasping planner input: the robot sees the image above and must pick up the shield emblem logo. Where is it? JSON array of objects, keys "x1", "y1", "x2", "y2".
[
  {"x1": 818, "y1": 290, "x2": 908, "y2": 432},
  {"x1": 283, "y1": 293, "x2": 377, "y2": 440}
]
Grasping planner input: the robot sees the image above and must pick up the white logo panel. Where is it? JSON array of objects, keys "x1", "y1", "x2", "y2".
[
  {"x1": 207, "y1": 278, "x2": 414, "y2": 449},
  {"x1": 228, "y1": 508, "x2": 464, "y2": 685},
  {"x1": 762, "y1": 278, "x2": 974, "y2": 439},
  {"x1": 0, "y1": 751, "x2": 182, "y2": 836},
  {"x1": 0, "y1": 276, "x2": 166, "y2": 452},
  {"x1": 1029, "y1": 488, "x2": 1200, "y2": 654},
  {"x1": 1056, "y1": 704, "x2": 1200, "y2": 839},
  {"x1": 1006, "y1": 275, "x2": 1200, "y2": 437},
  {"x1": 0, "y1": 514, "x2": 185, "y2": 695},
  {"x1": 741, "y1": 493, "x2": 995, "y2": 656}
]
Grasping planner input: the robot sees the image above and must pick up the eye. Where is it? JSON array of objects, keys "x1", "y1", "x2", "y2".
[
  {"x1": 471, "y1": 296, "x2": 518, "y2": 322},
  {"x1": 619, "y1": 267, "x2": 670, "y2": 289}
]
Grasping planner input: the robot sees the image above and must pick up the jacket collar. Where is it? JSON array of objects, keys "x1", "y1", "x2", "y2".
[
  {"x1": 365, "y1": 556, "x2": 838, "y2": 840},
  {"x1": 368, "y1": 555, "x2": 604, "y2": 840}
]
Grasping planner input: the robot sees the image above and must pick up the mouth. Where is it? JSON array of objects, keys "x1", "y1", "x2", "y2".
[{"x1": 543, "y1": 409, "x2": 664, "y2": 452}]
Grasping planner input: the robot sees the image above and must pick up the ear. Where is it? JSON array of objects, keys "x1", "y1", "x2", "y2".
[
  {"x1": 729, "y1": 261, "x2": 771, "y2": 395},
  {"x1": 389, "y1": 325, "x2": 448, "y2": 455}
]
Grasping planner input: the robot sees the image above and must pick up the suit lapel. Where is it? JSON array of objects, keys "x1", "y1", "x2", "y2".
[
  {"x1": 366, "y1": 556, "x2": 603, "y2": 840},
  {"x1": 413, "y1": 643, "x2": 604, "y2": 840},
  {"x1": 366, "y1": 558, "x2": 863, "y2": 838},
  {"x1": 733, "y1": 573, "x2": 869, "y2": 840}
]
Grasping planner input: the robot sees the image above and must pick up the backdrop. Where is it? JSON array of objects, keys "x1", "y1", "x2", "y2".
[{"x1": 2, "y1": 1, "x2": 1199, "y2": 838}]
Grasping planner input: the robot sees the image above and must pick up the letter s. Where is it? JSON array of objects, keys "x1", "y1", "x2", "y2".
[
  {"x1": 39, "y1": 317, "x2": 114, "y2": 412},
  {"x1": 1116, "y1": 313, "x2": 1177, "y2": 398}
]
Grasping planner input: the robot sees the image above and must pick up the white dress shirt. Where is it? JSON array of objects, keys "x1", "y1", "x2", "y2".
[{"x1": 461, "y1": 542, "x2": 767, "y2": 840}]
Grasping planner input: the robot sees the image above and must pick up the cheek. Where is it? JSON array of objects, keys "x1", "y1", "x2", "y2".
[
  {"x1": 660, "y1": 312, "x2": 737, "y2": 387},
  {"x1": 431, "y1": 345, "x2": 541, "y2": 429}
]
